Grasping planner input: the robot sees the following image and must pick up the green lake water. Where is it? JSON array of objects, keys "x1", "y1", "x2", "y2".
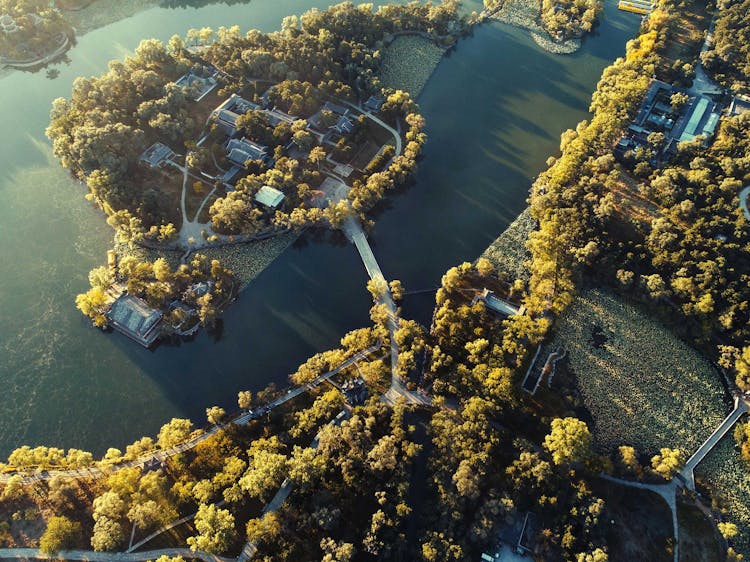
[{"x1": 0, "y1": 0, "x2": 639, "y2": 457}]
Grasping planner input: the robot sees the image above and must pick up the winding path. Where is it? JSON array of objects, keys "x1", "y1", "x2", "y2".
[
  {"x1": 599, "y1": 474, "x2": 679, "y2": 562},
  {"x1": 0, "y1": 345, "x2": 381, "y2": 485}
]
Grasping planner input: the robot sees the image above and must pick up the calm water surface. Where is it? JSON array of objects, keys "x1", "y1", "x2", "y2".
[{"x1": 0, "y1": 0, "x2": 638, "y2": 457}]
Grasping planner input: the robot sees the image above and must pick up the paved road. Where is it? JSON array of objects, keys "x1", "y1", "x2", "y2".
[
  {"x1": 739, "y1": 185, "x2": 750, "y2": 221},
  {"x1": 0, "y1": 547, "x2": 232, "y2": 562},
  {"x1": 680, "y1": 395, "x2": 749, "y2": 490},
  {"x1": 0, "y1": 346, "x2": 381, "y2": 486}
]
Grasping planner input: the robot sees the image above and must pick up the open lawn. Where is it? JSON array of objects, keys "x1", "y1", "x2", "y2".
[
  {"x1": 591, "y1": 479, "x2": 673, "y2": 561},
  {"x1": 551, "y1": 287, "x2": 726, "y2": 455},
  {"x1": 378, "y1": 35, "x2": 445, "y2": 98},
  {"x1": 677, "y1": 500, "x2": 725, "y2": 562},
  {"x1": 696, "y1": 435, "x2": 750, "y2": 557}
]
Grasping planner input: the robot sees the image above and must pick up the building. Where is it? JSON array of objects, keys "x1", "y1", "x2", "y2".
[
  {"x1": 309, "y1": 101, "x2": 357, "y2": 141},
  {"x1": 729, "y1": 94, "x2": 750, "y2": 117},
  {"x1": 225, "y1": 137, "x2": 270, "y2": 167},
  {"x1": 618, "y1": 0, "x2": 654, "y2": 14},
  {"x1": 254, "y1": 185, "x2": 285, "y2": 209},
  {"x1": 139, "y1": 142, "x2": 176, "y2": 169},
  {"x1": 342, "y1": 378, "x2": 368, "y2": 406},
  {"x1": 472, "y1": 288, "x2": 524, "y2": 317},
  {"x1": 364, "y1": 95, "x2": 386, "y2": 113},
  {"x1": 107, "y1": 294, "x2": 163, "y2": 347},
  {"x1": 175, "y1": 70, "x2": 219, "y2": 102},
  {"x1": 615, "y1": 79, "x2": 723, "y2": 162},
  {"x1": 210, "y1": 94, "x2": 261, "y2": 136}
]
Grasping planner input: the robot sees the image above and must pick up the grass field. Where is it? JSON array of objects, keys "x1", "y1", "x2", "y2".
[
  {"x1": 551, "y1": 288, "x2": 726, "y2": 455},
  {"x1": 378, "y1": 35, "x2": 445, "y2": 98}
]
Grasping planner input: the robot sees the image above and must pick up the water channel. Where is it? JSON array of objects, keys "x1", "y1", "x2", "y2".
[{"x1": 0, "y1": 0, "x2": 639, "y2": 457}]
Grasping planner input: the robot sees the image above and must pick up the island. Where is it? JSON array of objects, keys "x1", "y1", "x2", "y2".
[{"x1": 48, "y1": 1, "x2": 468, "y2": 344}]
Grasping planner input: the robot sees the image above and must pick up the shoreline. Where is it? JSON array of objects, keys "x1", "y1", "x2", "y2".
[{"x1": 488, "y1": 0, "x2": 582, "y2": 55}]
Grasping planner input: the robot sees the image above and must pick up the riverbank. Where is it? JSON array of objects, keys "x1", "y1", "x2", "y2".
[
  {"x1": 480, "y1": 207, "x2": 534, "y2": 282},
  {"x1": 379, "y1": 34, "x2": 447, "y2": 98},
  {"x1": 490, "y1": 0, "x2": 581, "y2": 54}
]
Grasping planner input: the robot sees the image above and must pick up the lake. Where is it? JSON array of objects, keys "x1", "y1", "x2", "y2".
[{"x1": 0, "y1": 0, "x2": 639, "y2": 457}]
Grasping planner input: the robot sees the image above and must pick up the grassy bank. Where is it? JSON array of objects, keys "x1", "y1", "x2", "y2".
[
  {"x1": 117, "y1": 230, "x2": 300, "y2": 291},
  {"x1": 378, "y1": 35, "x2": 446, "y2": 98},
  {"x1": 480, "y1": 207, "x2": 534, "y2": 282},
  {"x1": 490, "y1": 0, "x2": 580, "y2": 54},
  {"x1": 697, "y1": 436, "x2": 750, "y2": 556},
  {"x1": 551, "y1": 287, "x2": 726, "y2": 455}
]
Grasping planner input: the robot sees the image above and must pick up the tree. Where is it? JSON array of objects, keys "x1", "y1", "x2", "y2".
[
  {"x1": 718, "y1": 522, "x2": 739, "y2": 539},
  {"x1": 239, "y1": 450, "x2": 288, "y2": 501},
  {"x1": 476, "y1": 257, "x2": 495, "y2": 276},
  {"x1": 650, "y1": 448, "x2": 683, "y2": 480},
  {"x1": 543, "y1": 417, "x2": 592, "y2": 466},
  {"x1": 206, "y1": 406, "x2": 226, "y2": 425},
  {"x1": 157, "y1": 418, "x2": 193, "y2": 449},
  {"x1": 187, "y1": 504, "x2": 237, "y2": 554},
  {"x1": 237, "y1": 390, "x2": 253, "y2": 410},
  {"x1": 39, "y1": 516, "x2": 82, "y2": 554}
]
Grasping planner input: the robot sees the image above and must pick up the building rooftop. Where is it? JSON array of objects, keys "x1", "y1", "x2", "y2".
[
  {"x1": 729, "y1": 94, "x2": 750, "y2": 117},
  {"x1": 254, "y1": 185, "x2": 285, "y2": 209},
  {"x1": 139, "y1": 142, "x2": 176, "y2": 169},
  {"x1": 107, "y1": 294, "x2": 163, "y2": 347},
  {"x1": 226, "y1": 137, "x2": 269, "y2": 166},
  {"x1": 364, "y1": 95, "x2": 385, "y2": 112},
  {"x1": 175, "y1": 71, "x2": 218, "y2": 102}
]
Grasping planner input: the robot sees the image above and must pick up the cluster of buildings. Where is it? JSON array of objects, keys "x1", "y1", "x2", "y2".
[
  {"x1": 139, "y1": 74, "x2": 389, "y2": 215},
  {"x1": 175, "y1": 69, "x2": 219, "y2": 102},
  {"x1": 615, "y1": 79, "x2": 723, "y2": 164}
]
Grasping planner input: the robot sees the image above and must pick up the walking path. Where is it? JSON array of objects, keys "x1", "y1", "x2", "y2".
[
  {"x1": 0, "y1": 547, "x2": 231, "y2": 562},
  {"x1": 600, "y1": 393, "x2": 750, "y2": 562},
  {"x1": 679, "y1": 395, "x2": 749, "y2": 491},
  {"x1": 0, "y1": 345, "x2": 381, "y2": 485},
  {"x1": 688, "y1": 17, "x2": 723, "y2": 97}
]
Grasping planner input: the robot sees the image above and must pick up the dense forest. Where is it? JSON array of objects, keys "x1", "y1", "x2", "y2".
[{"x1": 702, "y1": 0, "x2": 750, "y2": 92}]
